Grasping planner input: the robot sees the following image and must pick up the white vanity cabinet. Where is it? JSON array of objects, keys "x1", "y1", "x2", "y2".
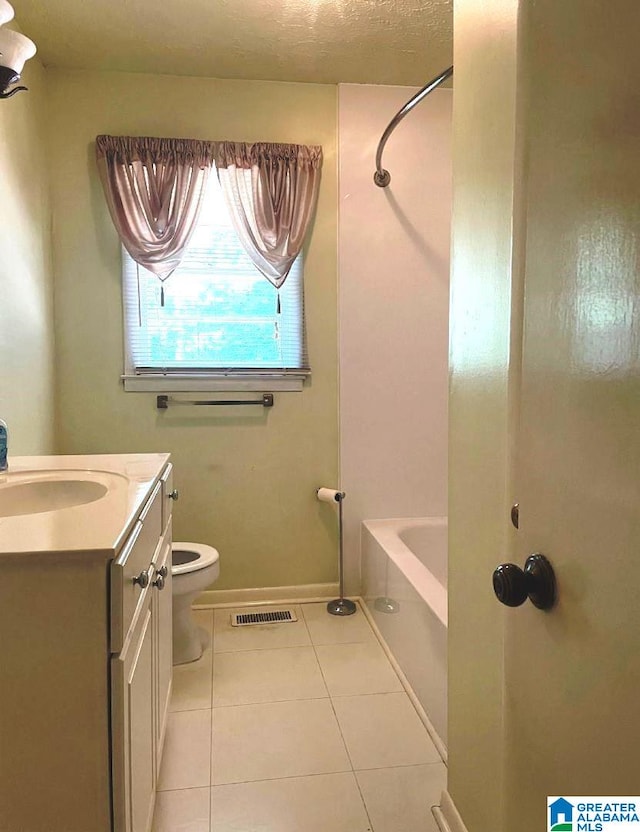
[
  {"x1": 0, "y1": 454, "x2": 173, "y2": 832},
  {"x1": 111, "y1": 466, "x2": 174, "y2": 832}
]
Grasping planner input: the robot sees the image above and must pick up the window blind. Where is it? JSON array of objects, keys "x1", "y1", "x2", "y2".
[{"x1": 122, "y1": 173, "x2": 308, "y2": 377}]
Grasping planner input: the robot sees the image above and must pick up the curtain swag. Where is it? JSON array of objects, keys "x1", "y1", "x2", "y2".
[
  {"x1": 96, "y1": 136, "x2": 215, "y2": 287},
  {"x1": 214, "y1": 142, "x2": 323, "y2": 291},
  {"x1": 96, "y1": 135, "x2": 323, "y2": 298}
]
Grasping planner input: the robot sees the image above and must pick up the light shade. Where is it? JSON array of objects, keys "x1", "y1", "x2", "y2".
[
  {"x1": 0, "y1": 0, "x2": 14, "y2": 26},
  {"x1": 0, "y1": 27, "x2": 36, "y2": 74}
]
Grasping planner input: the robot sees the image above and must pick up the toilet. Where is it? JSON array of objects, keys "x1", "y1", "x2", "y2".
[{"x1": 171, "y1": 541, "x2": 220, "y2": 665}]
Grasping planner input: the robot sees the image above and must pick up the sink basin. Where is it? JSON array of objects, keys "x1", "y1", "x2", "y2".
[{"x1": 0, "y1": 471, "x2": 112, "y2": 517}]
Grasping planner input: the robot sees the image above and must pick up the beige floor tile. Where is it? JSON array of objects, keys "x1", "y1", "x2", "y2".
[
  {"x1": 213, "y1": 646, "x2": 327, "y2": 706},
  {"x1": 158, "y1": 709, "x2": 212, "y2": 791},
  {"x1": 170, "y1": 647, "x2": 213, "y2": 712},
  {"x1": 152, "y1": 787, "x2": 210, "y2": 832},
  {"x1": 332, "y1": 693, "x2": 442, "y2": 770},
  {"x1": 211, "y1": 699, "x2": 351, "y2": 785},
  {"x1": 213, "y1": 605, "x2": 311, "y2": 652},
  {"x1": 210, "y1": 773, "x2": 372, "y2": 832},
  {"x1": 356, "y1": 764, "x2": 447, "y2": 832},
  {"x1": 302, "y1": 602, "x2": 376, "y2": 645},
  {"x1": 315, "y1": 642, "x2": 403, "y2": 697}
]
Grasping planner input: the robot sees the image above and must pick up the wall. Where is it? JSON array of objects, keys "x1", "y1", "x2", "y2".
[
  {"x1": 446, "y1": 0, "x2": 521, "y2": 829},
  {"x1": 0, "y1": 51, "x2": 55, "y2": 455},
  {"x1": 338, "y1": 84, "x2": 451, "y2": 592},
  {"x1": 47, "y1": 69, "x2": 338, "y2": 592}
]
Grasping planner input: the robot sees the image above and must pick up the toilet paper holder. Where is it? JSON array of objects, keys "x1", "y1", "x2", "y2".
[{"x1": 317, "y1": 487, "x2": 356, "y2": 617}]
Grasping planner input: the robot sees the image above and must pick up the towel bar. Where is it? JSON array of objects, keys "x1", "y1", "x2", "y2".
[{"x1": 156, "y1": 394, "x2": 274, "y2": 409}]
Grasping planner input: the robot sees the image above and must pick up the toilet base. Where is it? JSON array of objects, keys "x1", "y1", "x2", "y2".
[{"x1": 172, "y1": 592, "x2": 209, "y2": 665}]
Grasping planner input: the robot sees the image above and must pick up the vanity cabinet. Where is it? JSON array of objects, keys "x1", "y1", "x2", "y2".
[
  {"x1": 0, "y1": 454, "x2": 173, "y2": 832},
  {"x1": 111, "y1": 467, "x2": 173, "y2": 832}
]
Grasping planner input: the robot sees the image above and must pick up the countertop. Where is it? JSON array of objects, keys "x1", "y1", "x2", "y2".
[{"x1": 0, "y1": 453, "x2": 170, "y2": 558}]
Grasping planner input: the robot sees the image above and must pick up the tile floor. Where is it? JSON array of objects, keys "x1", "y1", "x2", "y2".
[{"x1": 153, "y1": 602, "x2": 446, "y2": 832}]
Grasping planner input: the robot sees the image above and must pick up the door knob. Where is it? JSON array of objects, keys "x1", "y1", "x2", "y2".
[
  {"x1": 492, "y1": 554, "x2": 556, "y2": 610},
  {"x1": 133, "y1": 568, "x2": 150, "y2": 588}
]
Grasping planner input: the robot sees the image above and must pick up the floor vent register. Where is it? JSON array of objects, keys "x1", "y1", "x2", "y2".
[{"x1": 231, "y1": 609, "x2": 298, "y2": 627}]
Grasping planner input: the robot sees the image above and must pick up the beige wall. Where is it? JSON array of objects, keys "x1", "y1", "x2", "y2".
[
  {"x1": 448, "y1": 0, "x2": 521, "y2": 829},
  {"x1": 0, "y1": 54, "x2": 55, "y2": 455},
  {"x1": 47, "y1": 69, "x2": 338, "y2": 591},
  {"x1": 338, "y1": 84, "x2": 451, "y2": 592}
]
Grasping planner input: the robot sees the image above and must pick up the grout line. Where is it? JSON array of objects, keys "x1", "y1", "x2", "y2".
[
  {"x1": 357, "y1": 597, "x2": 448, "y2": 765},
  {"x1": 353, "y1": 760, "x2": 446, "y2": 773},
  {"x1": 306, "y1": 600, "x2": 376, "y2": 832},
  {"x1": 163, "y1": 769, "x2": 375, "y2": 795},
  {"x1": 210, "y1": 608, "x2": 215, "y2": 710},
  {"x1": 210, "y1": 608, "x2": 215, "y2": 824},
  {"x1": 212, "y1": 643, "x2": 313, "y2": 655},
  {"x1": 210, "y1": 769, "x2": 353, "y2": 789},
  {"x1": 211, "y1": 694, "x2": 331, "y2": 709},
  {"x1": 210, "y1": 769, "x2": 366, "y2": 789}
]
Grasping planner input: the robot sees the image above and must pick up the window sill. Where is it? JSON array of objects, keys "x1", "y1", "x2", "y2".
[{"x1": 122, "y1": 373, "x2": 307, "y2": 393}]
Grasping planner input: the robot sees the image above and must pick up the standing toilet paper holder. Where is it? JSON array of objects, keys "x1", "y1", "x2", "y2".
[{"x1": 317, "y1": 488, "x2": 357, "y2": 616}]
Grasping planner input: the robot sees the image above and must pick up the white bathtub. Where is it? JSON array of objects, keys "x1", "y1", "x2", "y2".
[{"x1": 362, "y1": 517, "x2": 448, "y2": 750}]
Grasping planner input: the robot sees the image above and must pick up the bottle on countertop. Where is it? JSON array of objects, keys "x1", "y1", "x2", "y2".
[{"x1": 0, "y1": 419, "x2": 7, "y2": 471}]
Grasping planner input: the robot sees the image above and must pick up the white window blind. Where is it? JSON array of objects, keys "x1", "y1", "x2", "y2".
[{"x1": 122, "y1": 172, "x2": 308, "y2": 390}]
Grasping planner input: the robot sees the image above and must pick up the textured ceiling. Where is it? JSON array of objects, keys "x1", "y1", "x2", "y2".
[{"x1": 14, "y1": 0, "x2": 452, "y2": 86}]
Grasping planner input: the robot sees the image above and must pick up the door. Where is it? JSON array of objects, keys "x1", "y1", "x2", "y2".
[
  {"x1": 500, "y1": 2, "x2": 640, "y2": 826},
  {"x1": 154, "y1": 529, "x2": 173, "y2": 771},
  {"x1": 112, "y1": 600, "x2": 156, "y2": 832}
]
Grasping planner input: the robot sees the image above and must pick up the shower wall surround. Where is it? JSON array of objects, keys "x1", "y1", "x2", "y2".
[{"x1": 338, "y1": 84, "x2": 452, "y2": 592}]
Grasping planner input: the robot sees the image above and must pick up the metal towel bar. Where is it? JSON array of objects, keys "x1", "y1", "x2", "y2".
[{"x1": 157, "y1": 394, "x2": 274, "y2": 409}]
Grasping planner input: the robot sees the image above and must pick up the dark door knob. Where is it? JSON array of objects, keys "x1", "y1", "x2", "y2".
[{"x1": 492, "y1": 554, "x2": 556, "y2": 610}]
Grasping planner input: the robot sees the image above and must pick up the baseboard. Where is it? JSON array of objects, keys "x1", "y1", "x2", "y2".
[
  {"x1": 193, "y1": 582, "x2": 340, "y2": 608},
  {"x1": 433, "y1": 791, "x2": 468, "y2": 832},
  {"x1": 358, "y1": 598, "x2": 448, "y2": 765}
]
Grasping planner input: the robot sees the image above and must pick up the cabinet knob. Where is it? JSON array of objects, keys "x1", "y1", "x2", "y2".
[
  {"x1": 492, "y1": 553, "x2": 556, "y2": 610},
  {"x1": 153, "y1": 573, "x2": 166, "y2": 590},
  {"x1": 168, "y1": 489, "x2": 179, "y2": 501},
  {"x1": 158, "y1": 565, "x2": 168, "y2": 578},
  {"x1": 133, "y1": 568, "x2": 150, "y2": 589}
]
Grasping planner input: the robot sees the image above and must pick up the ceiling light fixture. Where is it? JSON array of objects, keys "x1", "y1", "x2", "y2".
[{"x1": 0, "y1": 0, "x2": 36, "y2": 99}]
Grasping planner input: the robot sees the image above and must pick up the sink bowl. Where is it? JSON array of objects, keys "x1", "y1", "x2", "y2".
[{"x1": 0, "y1": 472, "x2": 111, "y2": 518}]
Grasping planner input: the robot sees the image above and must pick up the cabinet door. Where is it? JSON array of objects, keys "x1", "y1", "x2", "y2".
[
  {"x1": 154, "y1": 527, "x2": 173, "y2": 770},
  {"x1": 112, "y1": 598, "x2": 156, "y2": 832}
]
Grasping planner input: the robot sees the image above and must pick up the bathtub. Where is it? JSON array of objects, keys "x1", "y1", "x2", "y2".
[{"x1": 361, "y1": 517, "x2": 448, "y2": 751}]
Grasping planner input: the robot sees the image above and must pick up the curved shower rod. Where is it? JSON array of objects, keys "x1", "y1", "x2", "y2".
[{"x1": 373, "y1": 65, "x2": 454, "y2": 188}]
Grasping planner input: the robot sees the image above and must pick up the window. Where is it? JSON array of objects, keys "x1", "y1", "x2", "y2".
[{"x1": 122, "y1": 173, "x2": 308, "y2": 392}]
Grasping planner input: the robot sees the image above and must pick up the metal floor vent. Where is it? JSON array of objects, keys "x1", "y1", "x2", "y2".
[{"x1": 231, "y1": 609, "x2": 298, "y2": 627}]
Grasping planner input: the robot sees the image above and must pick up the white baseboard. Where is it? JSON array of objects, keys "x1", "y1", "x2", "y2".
[
  {"x1": 358, "y1": 598, "x2": 448, "y2": 765},
  {"x1": 433, "y1": 791, "x2": 468, "y2": 832},
  {"x1": 193, "y1": 582, "x2": 340, "y2": 608}
]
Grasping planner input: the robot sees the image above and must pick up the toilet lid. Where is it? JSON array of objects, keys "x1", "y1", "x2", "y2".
[{"x1": 172, "y1": 541, "x2": 219, "y2": 575}]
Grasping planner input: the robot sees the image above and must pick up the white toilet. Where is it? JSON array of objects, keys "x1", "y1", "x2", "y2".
[{"x1": 171, "y1": 541, "x2": 220, "y2": 665}]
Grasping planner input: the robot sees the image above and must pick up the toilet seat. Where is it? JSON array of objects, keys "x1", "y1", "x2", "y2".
[{"x1": 172, "y1": 541, "x2": 220, "y2": 576}]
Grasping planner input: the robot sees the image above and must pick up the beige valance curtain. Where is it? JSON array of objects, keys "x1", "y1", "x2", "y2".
[
  {"x1": 215, "y1": 142, "x2": 323, "y2": 291},
  {"x1": 96, "y1": 135, "x2": 322, "y2": 303},
  {"x1": 95, "y1": 135, "x2": 215, "y2": 295}
]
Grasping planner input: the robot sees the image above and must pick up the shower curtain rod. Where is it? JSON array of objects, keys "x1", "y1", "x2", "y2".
[{"x1": 373, "y1": 65, "x2": 454, "y2": 188}]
